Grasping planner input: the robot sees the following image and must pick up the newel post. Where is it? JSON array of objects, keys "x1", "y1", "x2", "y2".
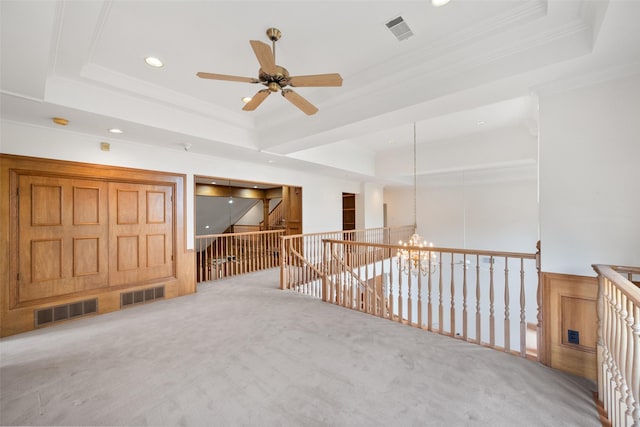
[
  {"x1": 280, "y1": 236, "x2": 287, "y2": 290},
  {"x1": 322, "y1": 240, "x2": 329, "y2": 302}
]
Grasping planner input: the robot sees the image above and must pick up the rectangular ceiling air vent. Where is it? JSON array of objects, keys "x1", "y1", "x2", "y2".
[
  {"x1": 35, "y1": 298, "x2": 98, "y2": 328},
  {"x1": 385, "y1": 16, "x2": 414, "y2": 41}
]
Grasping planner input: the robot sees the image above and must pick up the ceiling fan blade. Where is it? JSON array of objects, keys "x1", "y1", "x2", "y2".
[
  {"x1": 197, "y1": 72, "x2": 259, "y2": 83},
  {"x1": 289, "y1": 73, "x2": 343, "y2": 87},
  {"x1": 249, "y1": 40, "x2": 276, "y2": 74},
  {"x1": 242, "y1": 90, "x2": 271, "y2": 111},
  {"x1": 282, "y1": 89, "x2": 318, "y2": 115}
]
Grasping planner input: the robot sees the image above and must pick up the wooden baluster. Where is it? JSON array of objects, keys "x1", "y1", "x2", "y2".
[
  {"x1": 618, "y1": 293, "x2": 629, "y2": 424},
  {"x1": 462, "y1": 254, "x2": 468, "y2": 341},
  {"x1": 631, "y1": 304, "x2": 640, "y2": 426},
  {"x1": 438, "y1": 252, "x2": 443, "y2": 334},
  {"x1": 450, "y1": 253, "x2": 456, "y2": 336},
  {"x1": 596, "y1": 273, "x2": 605, "y2": 405},
  {"x1": 536, "y1": 241, "x2": 542, "y2": 363},
  {"x1": 342, "y1": 244, "x2": 347, "y2": 307},
  {"x1": 324, "y1": 243, "x2": 337, "y2": 304},
  {"x1": 427, "y1": 252, "x2": 433, "y2": 331},
  {"x1": 366, "y1": 247, "x2": 371, "y2": 314},
  {"x1": 407, "y1": 263, "x2": 413, "y2": 325},
  {"x1": 418, "y1": 263, "x2": 423, "y2": 328},
  {"x1": 371, "y1": 247, "x2": 377, "y2": 316},
  {"x1": 606, "y1": 279, "x2": 615, "y2": 422},
  {"x1": 358, "y1": 259, "x2": 364, "y2": 312},
  {"x1": 520, "y1": 258, "x2": 526, "y2": 358},
  {"x1": 624, "y1": 297, "x2": 635, "y2": 424},
  {"x1": 476, "y1": 254, "x2": 481, "y2": 345},
  {"x1": 388, "y1": 251, "x2": 394, "y2": 321},
  {"x1": 398, "y1": 260, "x2": 404, "y2": 323},
  {"x1": 304, "y1": 237, "x2": 308, "y2": 294},
  {"x1": 612, "y1": 287, "x2": 622, "y2": 426},
  {"x1": 504, "y1": 256, "x2": 510, "y2": 353},
  {"x1": 489, "y1": 256, "x2": 495, "y2": 348}
]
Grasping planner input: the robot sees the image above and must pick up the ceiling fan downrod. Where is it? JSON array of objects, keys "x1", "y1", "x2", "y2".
[{"x1": 266, "y1": 27, "x2": 281, "y2": 63}]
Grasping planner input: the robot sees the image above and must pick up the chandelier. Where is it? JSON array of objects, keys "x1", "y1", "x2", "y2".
[{"x1": 397, "y1": 122, "x2": 437, "y2": 276}]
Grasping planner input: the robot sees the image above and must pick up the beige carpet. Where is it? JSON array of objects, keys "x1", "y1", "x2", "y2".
[{"x1": 1, "y1": 269, "x2": 598, "y2": 426}]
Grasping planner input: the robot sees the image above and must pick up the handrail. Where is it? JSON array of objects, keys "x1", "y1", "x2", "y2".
[
  {"x1": 322, "y1": 239, "x2": 537, "y2": 259},
  {"x1": 593, "y1": 264, "x2": 640, "y2": 427}
]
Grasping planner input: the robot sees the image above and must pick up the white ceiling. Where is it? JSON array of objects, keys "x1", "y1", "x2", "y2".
[{"x1": 2, "y1": 0, "x2": 639, "y2": 184}]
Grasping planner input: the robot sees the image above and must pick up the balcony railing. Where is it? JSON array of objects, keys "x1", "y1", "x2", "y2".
[
  {"x1": 196, "y1": 229, "x2": 285, "y2": 282},
  {"x1": 280, "y1": 226, "x2": 540, "y2": 360},
  {"x1": 593, "y1": 264, "x2": 640, "y2": 427},
  {"x1": 322, "y1": 239, "x2": 540, "y2": 359}
]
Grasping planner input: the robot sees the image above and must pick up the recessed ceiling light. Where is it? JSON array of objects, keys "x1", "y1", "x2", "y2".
[
  {"x1": 144, "y1": 56, "x2": 164, "y2": 68},
  {"x1": 253, "y1": 185, "x2": 258, "y2": 188},
  {"x1": 205, "y1": 225, "x2": 210, "y2": 229},
  {"x1": 432, "y1": 0, "x2": 451, "y2": 6},
  {"x1": 228, "y1": 198, "x2": 234, "y2": 204},
  {"x1": 241, "y1": 97, "x2": 252, "y2": 103},
  {"x1": 477, "y1": 121, "x2": 485, "y2": 126},
  {"x1": 268, "y1": 160, "x2": 275, "y2": 163},
  {"x1": 108, "y1": 128, "x2": 123, "y2": 134},
  {"x1": 211, "y1": 181, "x2": 216, "y2": 185}
]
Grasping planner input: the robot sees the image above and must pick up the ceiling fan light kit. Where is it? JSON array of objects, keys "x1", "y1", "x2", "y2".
[{"x1": 197, "y1": 28, "x2": 342, "y2": 115}]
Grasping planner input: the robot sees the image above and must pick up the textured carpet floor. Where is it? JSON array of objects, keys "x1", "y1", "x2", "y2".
[{"x1": 1, "y1": 269, "x2": 598, "y2": 426}]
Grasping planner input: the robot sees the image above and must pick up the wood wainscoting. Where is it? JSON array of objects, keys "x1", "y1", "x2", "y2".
[
  {"x1": 0, "y1": 154, "x2": 195, "y2": 337},
  {"x1": 542, "y1": 272, "x2": 598, "y2": 380}
]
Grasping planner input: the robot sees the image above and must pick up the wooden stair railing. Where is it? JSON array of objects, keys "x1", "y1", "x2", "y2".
[
  {"x1": 196, "y1": 229, "x2": 285, "y2": 282},
  {"x1": 279, "y1": 225, "x2": 415, "y2": 293},
  {"x1": 592, "y1": 264, "x2": 640, "y2": 427},
  {"x1": 319, "y1": 238, "x2": 541, "y2": 361}
]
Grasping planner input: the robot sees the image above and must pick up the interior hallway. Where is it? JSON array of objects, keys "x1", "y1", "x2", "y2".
[{"x1": 1, "y1": 269, "x2": 599, "y2": 426}]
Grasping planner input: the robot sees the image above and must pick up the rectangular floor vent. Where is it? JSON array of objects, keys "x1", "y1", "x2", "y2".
[
  {"x1": 121, "y1": 286, "x2": 165, "y2": 308},
  {"x1": 35, "y1": 298, "x2": 98, "y2": 328}
]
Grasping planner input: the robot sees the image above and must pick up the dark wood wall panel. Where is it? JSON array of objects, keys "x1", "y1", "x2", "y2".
[
  {"x1": 31, "y1": 239, "x2": 62, "y2": 282},
  {"x1": 74, "y1": 187, "x2": 100, "y2": 225},
  {"x1": 32, "y1": 184, "x2": 62, "y2": 226},
  {"x1": 1, "y1": 154, "x2": 194, "y2": 337},
  {"x1": 117, "y1": 190, "x2": 139, "y2": 224},
  {"x1": 117, "y1": 236, "x2": 140, "y2": 271},
  {"x1": 73, "y1": 237, "x2": 100, "y2": 276},
  {"x1": 146, "y1": 191, "x2": 165, "y2": 224},
  {"x1": 17, "y1": 176, "x2": 110, "y2": 303},
  {"x1": 147, "y1": 234, "x2": 166, "y2": 266},
  {"x1": 109, "y1": 183, "x2": 173, "y2": 286}
]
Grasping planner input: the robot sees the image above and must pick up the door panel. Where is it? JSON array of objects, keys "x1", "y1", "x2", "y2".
[
  {"x1": 18, "y1": 176, "x2": 109, "y2": 302},
  {"x1": 108, "y1": 183, "x2": 173, "y2": 286},
  {"x1": 283, "y1": 186, "x2": 302, "y2": 235}
]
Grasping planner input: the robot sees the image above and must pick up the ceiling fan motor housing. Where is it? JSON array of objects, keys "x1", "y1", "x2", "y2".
[{"x1": 260, "y1": 66, "x2": 290, "y2": 91}]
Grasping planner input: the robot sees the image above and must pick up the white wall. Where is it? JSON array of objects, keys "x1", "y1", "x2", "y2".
[
  {"x1": 538, "y1": 73, "x2": 640, "y2": 276},
  {"x1": 356, "y1": 182, "x2": 384, "y2": 230},
  {"x1": 235, "y1": 200, "x2": 263, "y2": 226},
  {"x1": 385, "y1": 168, "x2": 538, "y2": 253},
  {"x1": 0, "y1": 121, "x2": 364, "y2": 247}
]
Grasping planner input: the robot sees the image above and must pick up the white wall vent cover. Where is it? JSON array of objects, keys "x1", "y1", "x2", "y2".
[{"x1": 385, "y1": 16, "x2": 414, "y2": 41}]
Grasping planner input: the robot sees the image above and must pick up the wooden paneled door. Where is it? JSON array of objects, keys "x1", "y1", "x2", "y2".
[
  {"x1": 17, "y1": 175, "x2": 109, "y2": 303},
  {"x1": 108, "y1": 182, "x2": 174, "y2": 286},
  {"x1": 283, "y1": 186, "x2": 302, "y2": 235}
]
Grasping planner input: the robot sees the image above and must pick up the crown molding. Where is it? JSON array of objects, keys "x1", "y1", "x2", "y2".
[{"x1": 532, "y1": 59, "x2": 640, "y2": 97}]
